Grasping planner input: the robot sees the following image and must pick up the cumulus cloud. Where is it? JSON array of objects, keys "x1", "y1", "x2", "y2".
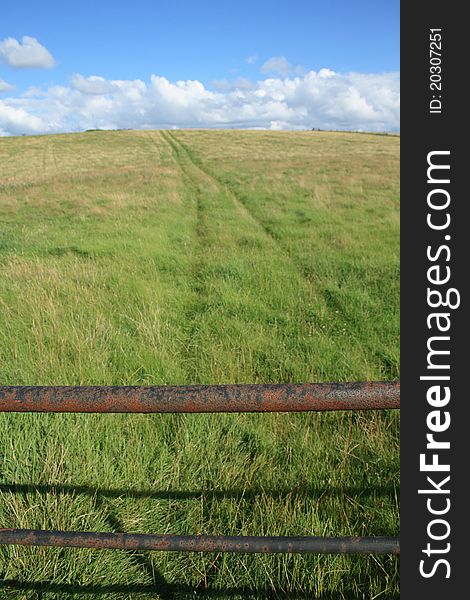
[
  {"x1": 0, "y1": 69, "x2": 399, "y2": 136},
  {"x1": 71, "y1": 74, "x2": 117, "y2": 95},
  {"x1": 212, "y1": 77, "x2": 254, "y2": 91},
  {"x1": 0, "y1": 102, "x2": 45, "y2": 136},
  {"x1": 0, "y1": 36, "x2": 55, "y2": 69},
  {"x1": 0, "y1": 79, "x2": 15, "y2": 93}
]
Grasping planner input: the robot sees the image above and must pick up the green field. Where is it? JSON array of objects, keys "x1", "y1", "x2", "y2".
[{"x1": 0, "y1": 130, "x2": 399, "y2": 599}]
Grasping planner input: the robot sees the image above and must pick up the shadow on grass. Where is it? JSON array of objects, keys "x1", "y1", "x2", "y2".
[
  {"x1": 91, "y1": 494, "x2": 176, "y2": 600},
  {"x1": 0, "y1": 579, "x2": 399, "y2": 599},
  {"x1": 1, "y1": 482, "x2": 399, "y2": 599},
  {"x1": 0, "y1": 482, "x2": 397, "y2": 501}
]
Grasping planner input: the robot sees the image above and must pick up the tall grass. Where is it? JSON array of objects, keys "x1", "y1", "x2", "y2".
[{"x1": 0, "y1": 130, "x2": 399, "y2": 599}]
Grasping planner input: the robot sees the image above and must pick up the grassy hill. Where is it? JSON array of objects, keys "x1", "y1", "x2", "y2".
[{"x1": 0, "y1": 130, "x2": 399, "y2": 598}]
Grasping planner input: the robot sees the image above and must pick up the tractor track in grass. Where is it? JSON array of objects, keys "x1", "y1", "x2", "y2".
[
  {"x1": 158, "y1": 131, "x2": 227, "y2": 591},
  {"x1": 161, "y1": 131, "x2": 355, "y2": 374},
  {"x1": 157, "y1": 130, "x2": 212, "y2": 384},
  {"x1": 165, "y1": 131, "x2": 314, "y2": 284},
  {"x1": 164, "y1": 132, "x2": 343, "y2": 326},
  {"x1": 165, "y1": 131, "x2": 327, "y2": 295},
  {"x1": 165, "y1": 132, "x2": 390, "y2": 372},
  {"x1": 166, "y1": 131, "x2": 282, "y2": 250},
  {"x1": 41, "y1": 138, "x2": 58, "y2": 178}
]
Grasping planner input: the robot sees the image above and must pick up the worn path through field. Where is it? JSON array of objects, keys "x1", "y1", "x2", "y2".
[
  {"x1": 165, "y1": 131, "x2": 308, "y2": 280},
  {"x1": 161, "y1": 131, "x2": 377, "y2": 380},
  {"x1": 157, "y1": 130, "x2": 214, "y2": 384}
]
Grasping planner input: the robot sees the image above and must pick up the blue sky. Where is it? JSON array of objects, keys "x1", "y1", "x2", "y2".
[{"x1": 0, "y1": 1, "x2": 400, "y2": 135}]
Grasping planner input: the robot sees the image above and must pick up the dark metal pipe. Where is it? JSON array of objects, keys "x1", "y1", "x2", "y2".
[
  {"x1": 0, "y1": 529, "x2": 399, "y2": 554},
  {"x1": 0, "y1": 381, "x2": 399, "y2": 413}
]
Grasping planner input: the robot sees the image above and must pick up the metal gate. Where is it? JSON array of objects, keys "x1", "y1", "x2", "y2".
[{"x1": 0, "y1": 381, "x2": 400, "y2": 555}]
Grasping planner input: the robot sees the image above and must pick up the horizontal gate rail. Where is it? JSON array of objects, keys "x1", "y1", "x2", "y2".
[
  {"x1": 0, "y1": 381, "x2": 400, "y2": 555},
  {"x1": 0, "y1": 381, "x2": 399, "y2": 413},
  {"x1": 0, "y1": 530, "x2": 399, "y2": 554}
]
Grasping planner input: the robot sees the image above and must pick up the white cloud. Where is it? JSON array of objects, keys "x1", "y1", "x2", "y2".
[
  {"x1": 261, "y1": 56, "x2": 306, "y2": 78},
  {"x1": 22, "y1": 86, "x2": 45, "y2": 98},
  {"x1": 0, "y1": 36, "x2": 55, "y2": 69},
  {"x1": 0, "y1": 69, "x2": 400, "y2": 136},
  {"x1": 212, "y1": 77, "x2": 254, "y2": 92},
  {"x1": 0, "y1": 79, "x2": 15, "y2": 93},
  {"x1": 71, "y1": 74, "x2": 117, "y2": 95},
  {"x1": 245, "y1": 55, "x2": 258, "y2": 64},
  {"x1": 318, "y1": 68, "x2": 335, "y2": 78},
  {"x1": 261, "y1": 56, "x2": 293, "y2": 77},
  {"x1": 0, "y1": 102, "x2": 45, "y2": 135}
]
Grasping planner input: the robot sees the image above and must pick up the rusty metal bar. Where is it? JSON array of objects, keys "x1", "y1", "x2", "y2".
[
  {"x1": 0, "y1": 381, "x2": 399, "y2": 413},
  {"x1": 0, "y1": 529, "x2": 399, "y2": 554},
  {"x1": 0, "y1": 381, "x2": 399, "y2": 557}
]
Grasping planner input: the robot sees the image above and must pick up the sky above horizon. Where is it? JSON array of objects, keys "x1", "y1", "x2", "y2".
[{"x1": 0, "y1": 1, "x2": 400, "y2": 136}]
